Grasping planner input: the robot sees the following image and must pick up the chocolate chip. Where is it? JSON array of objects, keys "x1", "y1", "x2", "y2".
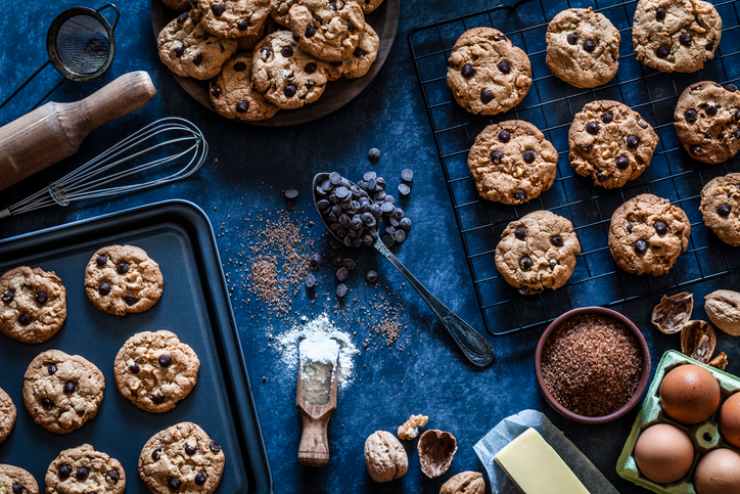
[
  {"x1": 96, "y1": 255, "x2": 108, "y2": 267},
  {"x1": 399, "y1": 217, "x2": 412, "y2": 231},
  {"x1": 679, "y1": 32, "x2": 692, "y2": 46},
  {"x1": 174, "y1": 45, "x2": 185, "y2": 58},
  {"x1": 116, "y1": 261, "x2": 129, "y2": 274},
  {"x1": 305, "y1": 24, "x2": 317, "y2": 38},
  {"x1": 401, "y1": 168, "x2": 414, "y2": 183},
  {"x1": 305, "y1": 62, "x2": 317, "y2": 74},
  {"x1": 654, "y1": 221, "x2": 668, "y2": 235},
  {"x1": 184, "y1": 443, "x2": 198, "y2": 456},
  {"x1": 583, "y1": 39, "x2": 596, "y2": 52},
  {"x1": 107, "y1": 468, "x2": 120, "y2": 483},
  {"x1": 616, "y1": 154, "x2": 629, "y2": 169},
  {"x1": 124, "y1": 295, "x2": 139, "y2": 306},
  {"x1": 490, "y1": 149, "x2": 504, "y2": 163},
  {"x1": 634, "y1": 239, "x2": 648, "y2": 255},
  {"x1": 211, "y1": 3, "x2": 225, "y2": 16},
  {"x1": 2, "y1": 289, "x2": 15, "y2": 304},
  {"x1": 167, "y1": 476, "x2": 182, "y2": 490},
  {"x1": 12, "y1": 482, "x2": 24, "y2": 494},
  {"x1": 354, "y1": 47, "x2": 367, "y2": 58},
  {"x1": 513, "y1": 190, "x2": 527, "y2": 202},
  {"x1": 281, "y1": 46, "x2": 294, "y2": 58},
  {"x1": 47, "y1": 364, "x2": 57, "y2": 375},
  {"x1": 260, "y1": 46, "x2": 272, "y2": 60},
  {"x1": 151, "y1": 394, "x2": 166, "y2": 405},
  {"x1": 398, "y1": 183, "x2": 411, "y2": 197},
  {"x1": 284, "y1": 189, "x2": 299, "y2": 202},
  {"x1": 233, "y1": 61, "x2": 247, "y2": 72},
  {"x1": 210, "y1": 441, "x2": 222, "y2": 453},
  {"x1": 236, "y1": 100, "x2": 249, "y2": 113},
  {"x1": 497, "y1": 59, "x2": 511, "y2": 74},
  {"x1": 305, "y1": 274, "x2": 317, "y2": 292},
  {"x1": 519, "y1": 256, "x2": 533, "y2": 271},
  {"x1": 152, "y1": 448, "x2": 162, "y2": 461},
  {"x1": 365, "y1": 270, "x2": 379, "y2": 284},
  {"x1": 461, "y1": 63, "x2": 475, "y2": 78},
  {"x1": 656, "y1": 44, "x2": 670, "y2": 58},
  {"x1": 193, "y1": 53, "x2": 203, "y2": 66},
  {"x1": 567, "y1": 33, "x2": 578, "y2": 45},
  {"x1": 690, "y1": 144, "x2": 703, "y2": 155},
  {"x1": 129, "y1": 362, "x2": 140, "y2": 374},
  {"x1": 336, "y1": 283, "x2": 348, "y2": 299},
  {"x1": 368, "y1": 147, "x2": 381, "y2": 163},
  {"x1": 58, "y1": 464, "x2": 72, "y2": 480},
  {"x1": 706, "y1": 41, "x2": 714, "y2": 51},
  {"x1": 35, "y1": 290, "x2": 48, "y2": 305},
  {"x1": 522, "y1": 150, "x2": 536, "y2": 163},
  {"x1": 177, "y1": 12, "x2": 189, "y2": 23},
  {"x1": 601, "y1": 111, "x2": 614, "y2": 124},
  {"x1": 336, "y1": 267, "x2": 350, "y2": 282},
  {"x1": 655, "y1": 8, "x2": 666, "y2": 21},
  {"x1": 159, "y1": 353, "x2": 172, "y2": 367},
  {"x1": 498, "y1": 130, "x2": 511, "y2": 143},
  {"x1": 195, "y1": 472, "x2": 207, "y2": 485},
  {"x1": 626, "y1": 135, "x2": 640, "y2": 148},
  {"x1": 705, "y1": 104, "x2": 718, "y2": 116},
  {"x1": 586, "y1": 121, "x2": 600, "y2": 135},
  {"x1": 41, "y1": 397, "x2": 54, "y2": 410},
  {"x1": 514, "y1": 226, "x2": 527, "y2": 240},
  {"x1": 18, "y1": 313, "x2": 31, "y2": 326},
  {"x1": 64, "y1": 381, "x2": 76, "y2": 394},
  {"x1": 75, "y1": 467, "x2": 89, "y2": 481},
  {"x1": 210, "y1": 84, "x2": 222, "y2": 98},
  {"x1": 717, "y1": 203, "x2": 732, "y2": 217},
  {"x1": 684, "y1": 108, "x2": 698, "y2": 123},
  {"x1": 550, "y1": 234, "x2": 563, "y2": 247},
  {"x1": 480, "y1": 88, "x2": 494, "y2": 104},
  {"x1": 237, "y1": 19, "x2": 248, "y2": 31},
  {"x1": 98, "y1": 281, "x2": 111, "y2": 295}
]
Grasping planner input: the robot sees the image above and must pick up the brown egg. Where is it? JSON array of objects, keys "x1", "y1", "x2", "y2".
[
  {"x1": 660, "y1": 364, "x2": 721, "y2": 424},
  {"x1": 634, "y1": 423, "x2": 694, "y2": 484},
  {"x1": 694, "y1": 449, "x2": 740, "y2": 494},
  {"x1": 720, "y1": 393, "x2": 740, "y2": 448}
]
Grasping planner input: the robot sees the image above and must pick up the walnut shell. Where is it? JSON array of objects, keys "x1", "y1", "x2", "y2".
[
  {"x1": 709, "y1": 352, "x2": 729, "y2": 370},
  {"x1": 651, "y1": 291, "x2": 693, "y2": 334},
  {"x1": 680, "y1": 320, "x2": 717, "y2": 363},
  {"x1": 705, "y1": 289, "x2": 740, "y2": 336},
  {"x1": 440, "y1": 471, "x2": 486, "y2": 494},
  {"x1": 418, "y1": 429, "x2": 458, "y2": 479},
  {"x1": 364, "y1": 431, "x2": 408, "y2": 483},
  {"x1": 397, "y1": 414, "x2": 429, "y2": 441}
]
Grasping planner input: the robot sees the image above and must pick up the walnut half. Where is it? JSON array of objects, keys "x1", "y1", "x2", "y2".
[
  {"x1": 681, "y1": 320, "x2": 717, "y2": 363},
  {"x1": 651, "y1": 292, "x2": 693, "y2": 334},
  {"x1": 705, "y1": 289, "x2": 740, "y2": 336},
  {"x1": 364, "y1": 431, "x2": 408, "y2": 483},
  {"x1": 440, "y1": 471, "x2": 486, "y2": 494},
  {"x1": 418, "y1": 429, "x2": 458, "y2": 479},
  {"x1": 397, "y1": 414, "x2": 429, "y2": 441}
]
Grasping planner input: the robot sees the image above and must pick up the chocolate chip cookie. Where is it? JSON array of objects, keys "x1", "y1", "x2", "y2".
[
  {"x1": 252, "y1": 31, "x2": 329, "y2": 109},
  {"x1": 608, "y1": 193, "x2": 691, "y2": 276},
  {"x1": 288, "y1": 0, "x2": 365, "y2": 62},
  {"x1": 0, "y1": 266, "x2": 66, "y2": 344},
  {"x1": 196, "y1": 0, "x2": 271, "y2": 38},
  {"x1": 23, "y1": 350, "x2": 105, "y2": 434},
  {"x1": 546, "y1": 8, "x2": 620, "y2": 88},
  {"x1": 495, "y1": 210, "x2": 581, "y2": 295},
  {"x1": 447, "y1": 27, "x2": 532, "y2": 116},
  {"x1": 158, "y1": 11, "x2": 238, "y2": 80},
  {"x1": 700, "y1": 173, "x2": 740, "y2": 246},
  {"x1": 114, "y1": 330, "x2": 200, "y2": 413},
  {"x1": 342, "y1": 22, "x2": 379, "y2": 79},
  {"x1": 0, "y1": 465, "x2": 39, "y2": 494},
  {"x1": 0, "y1": 387, "x2": 16, "y2": 444},
  {"x1": 84, "y1": 244, "x2": 164, "y2": 317},
  {"x1": 210, "y1": 53, "x2": 279, "y2": 121},
  {"x1": 569, "y1": 100, "x2": 659, "y2": 189},
  {"x1": 45, "y1": 444, "x2": 125, "y2": 494},
  {"x1": 468, "y1": 120, "x2": 558, "y2": 205},
  {"x1": 632, "y1": 0, "x2": 722, "y2": 73},
  {"x1": 674, "y1": 81, "x2": 740, "y2": 164},
  {"x1": 139, "y1": 422, "x2": 225, "y2": 494},
  {"x1": 270, "y1": 0, "x2": 297, "y2": 26}
]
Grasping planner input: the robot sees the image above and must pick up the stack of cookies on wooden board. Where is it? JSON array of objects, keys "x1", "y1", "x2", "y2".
[
  {"x1": 446, "y1": 0, "x2": 739, "y2": 296},
  {"x1": 157, "y1": 0, "x2": 384, "y2": 122}
]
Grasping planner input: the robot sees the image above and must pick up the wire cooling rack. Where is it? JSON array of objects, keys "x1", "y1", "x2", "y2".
[{"x1": 409, "y1": 0, "x2": 740, "y2": 335}]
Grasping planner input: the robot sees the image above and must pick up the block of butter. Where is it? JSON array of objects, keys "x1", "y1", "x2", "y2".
[{"x1": 494, "y1": 428, "x2": 590, "y2": 494}]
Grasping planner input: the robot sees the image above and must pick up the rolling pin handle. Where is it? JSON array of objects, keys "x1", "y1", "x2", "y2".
[{"x1": 79, "y1": 71, "x2": 157, "y2": 133}]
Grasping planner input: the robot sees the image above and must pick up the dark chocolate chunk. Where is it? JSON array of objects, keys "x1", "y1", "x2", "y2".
[
  {"x1": 116, "y1": 261, "x2": 129, "y2": 274},
  {"x1": 211, "y1": 3, "x2": 225, "y2": 16},
  {"x1": 717, "y1": 203, "x2": 732, "y2": 217},
  {"x1": 601, "y1": 111, "x2": 614, "y2": 124},
  {"x1": 654, "y1": 220, "x2": 668, "y2": 235},
  {"x1": 684, "y1": 108, "x2": 698, "y2": 123},
  {"x1": 75, "y1": 467, "x2": 89, "y2": 481},
  {"x1": 96, "y1": 255, "x2": 108, "y2": 267},
  {"x1": 58, "y1": 464, "x2": 72, "y2": 480},
  {"x1": 514, "y1": 226, "x2": 527, "y2": 240},
  {"x1": 368, "y1": 147, "x2": 381, "y2": 163},
  {"x1": 585, "y1": 121, "x2": 600, "y2": 135},
  {"x1": 626, "y1": 135, "x2": 640, "y2": 148},
  {"x1": 2, "y1": 289, "x2": 15, "y2": 304},
  {"x1": 497, "y1": 59, "x2": 511, "y2": 74},
  {"x1": 98, "y1": 281, "x2": 111, "y2": 296},
  {"x1": 634, "y1": 239, "x2": 648, "y2": 255},
  {"x1": 583, "y1": 39, "x2": 596, "y2": 52},
  {"x1": 567, "y1": 33, "x2": 578, "y2": 45},
  {"x1": 480, "y1": 88, "x2": 494, "y2": 104},
  {"x1": 519, "y1": 256, "x2": 533, "y2": 271},
  {"x1": 64, "y1": 381, "x2": 76, "y2": 394},
  {"x1": 490, "y1": 149, "x2": 504, "y2": 163},
  {"x1": 336, "y1": 283, "x2": 348, "y2": 299},
  {"x1": 522, "y1": 150, "x2": 536, "y2": 163},
  {"x1": 158, "y1": 353, "x2": 172, "y2": 367},
  {"x1": 616, "y1": 154, "x2": 629, "y2": 169},
  {"x1": 550, "y1": 234, "x2": 563, "y2": 247},
  {"x1": 461, "y1": 63, "x2": 475, "y2": 78}
]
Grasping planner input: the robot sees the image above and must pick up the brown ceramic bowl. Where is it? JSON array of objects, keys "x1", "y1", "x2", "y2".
[{"x1": 535, "y1": 306, "x2": 652, "y2": 425}]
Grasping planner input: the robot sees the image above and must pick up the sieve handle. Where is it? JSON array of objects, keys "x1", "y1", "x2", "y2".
[{"x1": 77, "y1": 71, "x2": 157, "y2": 132}]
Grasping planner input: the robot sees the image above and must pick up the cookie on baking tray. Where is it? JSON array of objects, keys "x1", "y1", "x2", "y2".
[
  {"x1": 139, "y1": 422, "x2": 225, "y2": 494},
  {"x1": 467, "y1": 120, "x2": 558, "y2": 205},
  {"x1": 23, "y1": 350, "x2": 105, "y2": 434},
  {"x1": 288, "y1": 0, "x2": 365, "y2": 62},
  {"x1": 195, "y1": 0, "x2": 271, "y2": 38},
  {"x1": 45, "y1": 444, "x2": 125, "y2": 494},
  {"x1": 84, "y1": 244, "x2": 164, "y2": 317},
  {"x1": 700, "y1": 173, "x2": 740, "y2": 246},
  {"x1": 210, "y1": 52, "x2": 280, "y2": 121},
  {"x1": 114, "y1": 330, "x2": 201, "y2": 413},
  {"x1": 495, "y1": 210, "x2": 581, "y2": 295},
  {"x1": 0, "y1": 266, "x2": 67, "y2": 344},
  {"x1": 608, "y1": 193, "x2": 691, "y2": 277},
  {"x1": 447, "y1": 27, "x2": 532, "y2": 116},
  {"x1": 0, "y1": 387, "x2": 16, "y2": 444},
  {"x1": 158, "y1": 11, "x2": 238, "y2": 80},
  {"x1": 674, "y1": 81, "x2": 740, "y2": 164},
  {"x1": 252, "y1": 31, "x2": 330, "y2": 109},
  {"x1": 632, "y1": 0, "x2": 722, "y2": 73},
  {"x1": 569, "y1": 100, "x2": 658, "y2": 189},
  {"x1": 545, "y1": 7, "x2": 621, "y2": 88},
  {"x1": 0, "y1": 465, "x2": 39, "y2": 494}
]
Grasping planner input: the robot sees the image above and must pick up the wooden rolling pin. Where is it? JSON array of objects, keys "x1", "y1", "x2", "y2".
[{"x1": 0, "y1": 71, "x2": 157, "y2": 191}]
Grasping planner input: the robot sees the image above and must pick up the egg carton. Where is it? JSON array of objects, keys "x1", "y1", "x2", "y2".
[{"x1": 617, "y1": 350, "x2": 740, "y2": 494}]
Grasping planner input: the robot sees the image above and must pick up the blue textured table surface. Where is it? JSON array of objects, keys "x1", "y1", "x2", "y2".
[{"x1": 1, "y1": 1, "x2": 739, "y2": 493}]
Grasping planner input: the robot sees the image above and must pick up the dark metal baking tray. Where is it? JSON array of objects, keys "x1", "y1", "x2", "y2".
[{"x1": 0, "y1": 199, "x2": 272, "y2": 493}]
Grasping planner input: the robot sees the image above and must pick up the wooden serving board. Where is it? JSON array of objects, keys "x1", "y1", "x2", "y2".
[{"x1": 151, "y1": 0, "x2": 400, "y2": 127}]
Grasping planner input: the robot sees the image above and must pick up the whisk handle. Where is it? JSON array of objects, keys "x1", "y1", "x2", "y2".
[{"x1": 79, "y1": 71, "x2": 157, "y2": 132}]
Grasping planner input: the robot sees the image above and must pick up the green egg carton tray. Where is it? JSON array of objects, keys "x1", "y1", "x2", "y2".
[{"x1": 616, "y1": 350, "x2": 740, "y2": 494}]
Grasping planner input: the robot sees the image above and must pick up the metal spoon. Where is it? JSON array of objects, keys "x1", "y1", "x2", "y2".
[{"x1": 312, "y1": 172, "x2": 494, "y2": 368}]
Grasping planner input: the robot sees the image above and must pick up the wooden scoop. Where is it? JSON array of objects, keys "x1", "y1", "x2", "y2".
[
  {"x1": 296, "y1": 341, "x2": 338, "y2": 467},
  {"x1": 0, "y1": 71, "x2": 157, "y2": 191}
]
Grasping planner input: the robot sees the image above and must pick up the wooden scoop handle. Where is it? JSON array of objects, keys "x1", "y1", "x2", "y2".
[{"x1": 298, "y1": 412, "x2": 331, "y2": 467}]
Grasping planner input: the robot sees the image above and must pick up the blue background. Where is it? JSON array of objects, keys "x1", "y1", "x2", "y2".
[{"x1": 1, "y1": 0, "x2": 739, "y2": 493}]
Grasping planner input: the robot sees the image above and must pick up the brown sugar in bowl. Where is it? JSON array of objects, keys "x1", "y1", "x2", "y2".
[{"x1": 535, "y1": 307, "x2": 652, "y2": 424}]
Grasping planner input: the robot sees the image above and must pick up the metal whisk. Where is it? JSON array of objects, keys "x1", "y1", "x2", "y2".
[{"x1": 1, "y1": 117, "x2": 208, "y2": 219}]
